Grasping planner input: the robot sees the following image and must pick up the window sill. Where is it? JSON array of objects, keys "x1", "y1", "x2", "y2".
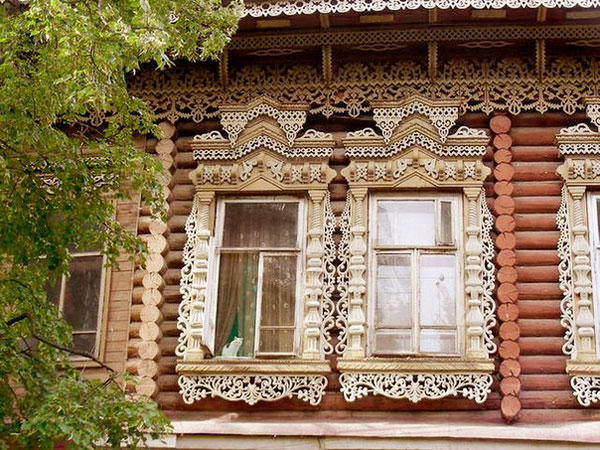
[
  {"x1": 337, "y1": 357, "x2": 494, "y2": 404},
  {"x1": 176, "y1": 359, "x2": 331, "y2": 406}
]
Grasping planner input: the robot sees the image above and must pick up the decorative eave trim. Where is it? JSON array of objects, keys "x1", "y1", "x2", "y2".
[
  {"x1": 338, "y1": 372, "x2": 493, "y2": 403},
  {"x1": 242, "y1": 0, "x2": 600, "y2": 17},
  {"x1": 178, "y1": 374, "x2": 328, "y2": 405}
]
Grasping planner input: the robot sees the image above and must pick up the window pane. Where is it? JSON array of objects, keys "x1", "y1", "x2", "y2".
[
  {"x1": 420, "y1": 329, "x2": 457, "y2": 354},
  {"x1": 375, "y1": 254, "x2": 411, "y2": 328},
  {"x1": 374, "y1": 329, "x2": 412, "y2": 354},
  {"x1": 215, "y1": 252, "x2": 259, "y2": 357},
  {"x1": 259, "y1": 329, "x2": 294, "y2": 353},
  {"x1": 62, "y1": 255, "x2": 103, "y2": 334},
  {"x1": 260, "y1": 255, "x2": 297, "y2": 327},
  {"x1": 45, "y1": 278, "x2": 62, "y2": 306},
  {"x1": 222, "y1": 202, "x2": 299, "y2": 248},
  {"x1": 377, "y1": 200, "x2": 435, "y2": 246},
  {"x1": 72, "y1": 333, "x2": 97, "y2": 354},
  {"x1": 420, "y1": 254, "x2": 456, "y2": 327},
  {"x1": 439, "y1": 201, "x2": 454, "y2": 245}
]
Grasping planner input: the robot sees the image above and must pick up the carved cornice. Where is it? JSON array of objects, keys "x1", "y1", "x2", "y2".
[
  {"x1": 177, "y1": 359, "x2": 331, "y2": 375},
  {"x1": 339, "y1": 372, "x2": 493, "y2": 403},
  {"x1": 337, "y1": 358, "x2": 495, "y2": 373},
  {"x1": 242, "y1": 0, "x2": 600, "y2": 18},
  {"x1": 179, "y1": 374, "x2": 328, "y2": 405}
]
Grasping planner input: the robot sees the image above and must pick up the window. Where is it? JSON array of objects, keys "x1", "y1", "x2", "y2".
[
  {"x1": 369, "y1": 195, "x2": 461, "y2": 357},
  {"x1": 47, "y1": 249, "x2": 106, "y2": 357},
  {"x1": 587, "y1": 193, "x2": 600, "y2": 357},
  {"x1": 209, "y1": 197, "x2": 306, "y2": 358}
]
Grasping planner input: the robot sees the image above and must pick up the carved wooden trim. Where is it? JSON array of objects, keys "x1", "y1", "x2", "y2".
[
  {"x1": 176, "y1": 98, "x2": 335, "y2": 405},
  {"x1": 556, "y1": 97, "x2": 600, "y2": 406},
  {"x1": 337, "y1": 98, "x2": 495, "y2": 403}
]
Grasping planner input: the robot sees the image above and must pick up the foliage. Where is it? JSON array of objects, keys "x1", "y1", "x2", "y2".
[{"x1": 0, "y1": 0, "x2": 240, "y2": 448}]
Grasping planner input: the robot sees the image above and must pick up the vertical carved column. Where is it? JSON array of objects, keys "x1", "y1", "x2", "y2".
[
  {"x1": 568, "y1": 186, "x2": 597, "y2": 361},
  {"x1": 303, "y1": 190, "x2": 326, "y2": 359},
  {"x1": 184, "y1": 191, "x2": 214, "y2": 361},
  {"x1": 464, "y1": 187, "x2": 486, "y2": 359},
  {"x1": 344, "y1": 187, "x2": 367, "y2": 359}
]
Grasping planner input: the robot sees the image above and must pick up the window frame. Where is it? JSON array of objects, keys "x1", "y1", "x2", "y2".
[
  {"x1": 586, "y1": 192, "x2": 600, "y2": 358},
  {"x1": 206, "y1": 195, "x2": 308, "y2": 359},
  {"x1": 52, "y1": 250, "x2": 109, "y2": 361},
  {"x1": 367, "y1": 192, "x2": 464, "y2": 358}
]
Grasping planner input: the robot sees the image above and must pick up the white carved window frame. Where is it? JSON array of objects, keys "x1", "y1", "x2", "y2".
[
  {"x1": 175, "y1": 97, "x2": 337, "y2": 406},
  {"x1": 335, "y1": 95, "x2": 497, "y2": 405},
  {"x1": 556, "y1": 97, "x2": 600, "y2": 407}
]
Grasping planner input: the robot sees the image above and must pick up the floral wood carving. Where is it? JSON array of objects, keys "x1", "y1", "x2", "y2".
[
  {"x1": 177, "y1": 98, "x2": 334, "y2": 405},
  {"x1": 125, "y1": 56, "x2": 600, "y2": 126},
  {"x1": 339, "y1": 372, "x2": 493, "y2": 404},
  {"x1": 556, "y1": 97, "x2": 600, "y2": 406}
]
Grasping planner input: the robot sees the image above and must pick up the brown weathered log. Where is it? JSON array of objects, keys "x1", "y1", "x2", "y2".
[
  {"x1": 495, "y1": 232, "x2": 517, "y2": 250},
  {"x1": 519, "y1": 390, "x2": 580, "y2": 409},
  {"x1": 518, "y1": 319, "x2": 563, "y2": 337},
  {"x1": 519, "y1": 337, "x2": 564, "y2": 355},
  {"x1": 499, "y1": 359, "x2": 522, "y2": 377},
  {"x1": 158, "y1": 122, "x2": 176, "y2": 139},
  {"x1": 496, "y1": 249, "x2": 517, "y2": 267},
  {"x1": 138, "y1": 359, "x2": 160, "y2": 379},
  {"x1": 490, "y1": 115, "x2": 512, "y2": 134},
  {"x1": 170, "y1": 200, "x2": 193, "y2": 216},
  {"x1": 515, "y1": 266, "x2": 559, "y2": 283},
  {"x1": 514, "y1": 213, "x2": 559, "y2": 231},
  {"x1": 330, "y1": 184, "x2": 348, "y2": 201},
  {"x1": 493, "y1": 163, "x2": 515, "y2": 182},
  {"x1": 138, "y1": 341, "x2": 161, "y2": 360},
  {"x1": 514, "y1": 231, "x2": 559, "y2": 249},
  {"x1": 499, "y1": 321, "x2": 521, "y2": 341},
  {"x1": 513, "y1": 196, "x2": 561, "y2": 214},
  {"x1": 520, "y1": 356, "x2": 565, "y2": 374},
  {"x1": 498, "y1": 303, "x2": 519, "y2": 322},
  {"x1": 511, "y1": 146, "x2": 559, "y2": 162},
  {"x1": 497, "y1": 266, "x2": 518, "y2": 284},
  {"x1": 515, "y1": 249, "x2": 559, "y2": 266},
  {"x1": 493, "y1": 133, "x2": 513, "y2": 150},
  {"x1": 493, "y1": 148, "x2": 513, "y2": 164},
  {"x1": 164, "y1": 268, "x2": 182, "y2": 285},
  {"x1": 165, "y1": 251, "x2": 183, "y2": 269},
  {"x1": 497, "y1": 283, "x2": 519, "y2": 304},
  {"x1": 494, "y1": 196, "x2": 515, "y2": 215},
  {"x1": 518, "y1": 300, "x2": 560, "y2": 319},
  {"x1": 170, "y1": 185, "x2": 195, "y2": 201},
  {"x1": 516, "y1": 282, "x2": 562, "y2": 300},
  {"x1": 520, "y1": 374, "x2": 570, "y2": 391},
  {"x1": 512, "y1": 162, "x2": 560, "y2": 182},
  {"x1": 493, "y1": 180, "x2": 514, "y2": 196},
  {"x1": 495, "y1": 215, "x2": 516, "y2": 233},
  {"x1": 509, "y1": 127, "x2": 561, "y2": 146},
  {"x1": 512, "y1": 182, "x2": 562, "y2": 197},
  {"x1": 135, "y1": 377, "x2": 159, "y2": 397},
  {"x1": 499, "y1": 377, "x2": 521, "y2": 396},
  {"x1": 167, "y1": 215, "x2": 188, "y2": 233},
  {"x1": 499, "y1": 340, "x2": 520, "y2": 359},
  {"x1": 501, "y1": 395, "x2": 521, "y2": 423},
  {"x1": 140, "y1": 322, "x2": 163, "y2": 342}
]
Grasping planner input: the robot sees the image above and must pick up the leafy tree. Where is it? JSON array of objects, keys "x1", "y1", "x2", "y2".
[{"x1": 0, "y1": 1, "x2": 240, "y2": 448}]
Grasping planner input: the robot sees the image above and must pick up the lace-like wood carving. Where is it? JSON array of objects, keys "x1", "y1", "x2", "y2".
[
  {"x1": 176, "y1": 98, "x2": 336, "y2": 404},
  {"x1": 336, "y1": 96, "x2": 496, "y2": 403}
]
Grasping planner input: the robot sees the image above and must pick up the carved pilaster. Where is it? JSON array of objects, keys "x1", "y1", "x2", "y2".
[
  {"x1": 302, "y1": 190, "x2": 326, "y2": 359},
  {"x1": 464, "y1": 187, "x2": 486, "y2": 359},
  {"x1": 568, "y1": 186, "x2": 597, "y2": 361},
  {"x1": 344, "y1": 188, "x2": 368, "y2": 359},
  {"x1": 184, "y1": 191, "x2": 214, "y2": 362}
]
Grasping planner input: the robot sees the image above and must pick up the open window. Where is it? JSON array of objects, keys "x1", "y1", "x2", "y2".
[
  {"x1": 336, "y1": 95, "x2": 496, "y2": 404},
  {"x1": 175, "y1": 98, "x2": 336, "y2": 405},
  {"x1": 556, "y1": 97, "x2": 600, "y2": 406}
]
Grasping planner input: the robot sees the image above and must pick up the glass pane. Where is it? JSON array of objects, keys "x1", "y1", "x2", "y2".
[
  {"x1": 62, "y1": 255, "x2": 103, "y2": 333},
  {"x1": 260, "y1": 255, "x2": 297, "y2": 327},
  {"x1": 72, "y1": 333, "x2": 97, "y2": 354},
  {"x1": 420, "y1": 329, "x2": 457, "y2": 354},
  {"x1": 259, "y1": 329, "x2": 294, "y2": 353},
  {"x1": 439, "y1": 201, "x2": 454, "y2": 245},
  {"x1": 222, "y1": 202, "x2": 299, "y2": 248},
  {"x1": 45, "y1": 277, "x2": 62, "y2": 306},
  {"x1": 374, "y1": 329, "x2": 412, "y2": 354},
  {"x1": 420, "y1": 254, "x2": 456, "y2": 327},
  {"x1": 375, "y1": 254, "x2": 411, "y2": 328},
  {"x1": 215, "y1": 252, "x2": 259, "y2": 357},
  {"x1": 377, "y1": 200, "x2": 435, "y2": 246}
]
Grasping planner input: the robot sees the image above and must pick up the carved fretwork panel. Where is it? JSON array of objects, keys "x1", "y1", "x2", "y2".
[
  {"x1": 176, "y1": 98, "x2": 335, "y2": 405},
  {"x1": 556, "y1": 97, "x2": 600, "y2": 406},
  {"x1": 336, "y1": 96, "x2": 496, "y2": 404}
]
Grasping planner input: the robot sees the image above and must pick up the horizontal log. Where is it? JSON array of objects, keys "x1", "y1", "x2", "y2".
[
  {"x1": 495, "y1": 215, "x2": 516, "y2": 233},
  {"x1": 164, "y1": 285, "x2": 182, "y2": 302},
  {"x1": 497, "y1": 303, "x2": 519, "y2": 322},
  {"x1": 499, "y1": 359, "x2": 521, "y2": 378},
  {"x1": 168, "y1": 233, "x2": 187, "y2": 251},
  {"x1": 493, "y1": 180, "x2": 514, "y2": 196},
  {"x1": 512, "y1": 182, "x2": 562, "y2": 197},
  {"x1": 498, "y1": 340, "x2": 520, "y2": 359},
  {"x1": 518, "y1": 300, "x2": 560, "y2": 319},
  {"x1": 520, "y1": 374, "x2": 570, "y2": 391},
  {"x1": 493, "y1": 163, "x2": 514, "y2": 182},
  {"x1": 330, "y1": 184, "x2": 347, "y2": 201},
  {"x1": 158, "y1": 336, "x2": 178, "y2": 356},
  {"x1": 174, "y1": 150, "x2": 195, "y2": 168},
  {"x1": 498, "y1": 266, "x2": 518, "y2": 284},
  {"x1": 164, "y1": 268, "x2": 182, "y2": 285},
  {"x1": 516, "y1": 282, "x2": 562, "y2": 300},
  {"x1": 518, "y1": 319, "x2": 563, "y2": 337},
  {"x1": 512, "y1": 162, "x2": 561, "y2": 182},
  {"x1": 493, "y1": 148, "x2": 513, "y2": 164},
  {"x1": 511, "y1": 112, "x2": 587, "y2": 128},
  {"x1": 520, "y1": 408, "x2": 600, "y2": 423},
  {"x1": 514, "y1": 213, "x2": 558, "y2": 231},
  {"x1": 515, "y1": 249, "x2": 559, "y2": 266},
  {"x1": 499, "y1": 376, "x2": 521, "y2": 397},
  {"x1": 509, "y1": 127, "x2": 562, "y2": 146},
  {"x1": 167, "y1": 215, "x2": 188, "y2": 233},
  {"x1": 519, "y1": 337, "x2": 564, "y2": 355},
  {"x1": 170, "y1": 184, "x2": 195, "y2": 201},
  {"x1": 490, "y1": 115, "x2": 512, "y2": 134},
  {"x1": 494, "y1": 196, "x2": 515, "y2": 215},
  {"x1": 520, "y1": 356, "x2": 565, "y2": 374},
  {"x1": 511, "y1": 146, "x2": 559, "y2": 162},
  {"x1": 515, "y1": 231, "x2": 559, "y2": 249},
  {"x1": 170, "y1": 200, "x2": 193, "y2": 216},
  {"x1": 159, "y1": 320, "x2": 180, "y2": 337},
  {"x1": 496, "y1": 249, "x2": 517, "y2": 267},
  {"x1": 497, "y1": 283, "x2": 519, "y2": 304},
  {"x1": 499, "y1": 322, "x2": 521, "y2": 341},
  {"x1": 493, "y1": 133, "x2": 512, "y2": 150},
  {"x1": 165, "y1": 251, "x2": 184, "y2": 268},
  {"x1": 519, "y1": 390, "x2": 580, "y2": 409},
  {"x1": 513, "y1": 196, "x2": 561, "y2": 214},
  {"x1": 501, "y1": 395, "x2": 521, "y2": 423},
  {"x1": 516, "y1": 266, "x2": 559, "y2": 283},
  {"x1": 495, "y1": 232, "x2": 516, "y2": 250}
]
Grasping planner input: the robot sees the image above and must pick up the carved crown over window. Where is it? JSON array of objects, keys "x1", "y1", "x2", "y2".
[
  {"x1": 556, "y1": 97, "x2": 600, "y2": 406},
  {"x1": 176, "y1": 98, "x2": 336, "y2": 405},
  {"x1": 336, "y1": 96, "x2": 496, "y2": 404}
]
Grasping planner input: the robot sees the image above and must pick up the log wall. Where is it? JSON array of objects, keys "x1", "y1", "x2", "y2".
[{"x1": 108, "y1": 110, "x2": 600, "y2": 423}]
